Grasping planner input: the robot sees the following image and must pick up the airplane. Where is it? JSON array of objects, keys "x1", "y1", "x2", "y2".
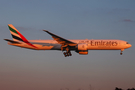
[{"x1": 4, "y1": 24, "x2": 132, "y2": 57}]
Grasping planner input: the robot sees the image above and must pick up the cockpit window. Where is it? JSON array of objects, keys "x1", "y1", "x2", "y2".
[{"x1": 126, "y1": 42, "x2": 129, "y2": 44}]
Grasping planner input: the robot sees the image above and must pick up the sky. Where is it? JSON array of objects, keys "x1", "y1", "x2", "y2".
[{"x1": 0, "y1": 0, "x2": 135, "y2": 90}]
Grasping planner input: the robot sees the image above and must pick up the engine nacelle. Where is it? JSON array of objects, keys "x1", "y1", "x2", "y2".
[
  {"x1": 77, "y1": 44, "x2": 88, "y2": 55},
  {"x1": 77, "y1": 43, "x2": 88, "y2": 50},
  {"x1": 79, "y1": 51, "x2": 88, "y2": 55}
]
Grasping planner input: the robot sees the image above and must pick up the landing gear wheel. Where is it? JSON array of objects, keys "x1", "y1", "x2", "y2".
[
  {"x1": 63, "y1": 52, "x2": 67, "y2": 57},
  {"x1": 64, "y1": 55, "x2": 67, "y2": 57},
  {"x1": 120, "y1": 49, "x2": 124, "y2": 55},
  {"x1": 66, "y1": 52, "x2": 69, "y2": 56},
  {"x1": 69, "y1": 53, "x2": 72, "y2": 56},
  {"x1": 63, "y1": 51, "x2": 72, "y2": 57},
  {"x1": 62, "y1": 46, "x2": 72, "y2": 57}
]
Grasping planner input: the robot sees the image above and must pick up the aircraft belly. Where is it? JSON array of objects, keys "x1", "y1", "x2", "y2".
[
  {"x1": 36, "y1": 45, "x2": 54, "y2": 50},
  {"x1": 9, "y1": 43, "x2": 37, "y2": 50},
  {"x1": 88, "y1": 45, "x2": 122, "y2": 50},
  {"x1": 34, "y1": 44, "x2": 61, "y2": 50},
  {"x1": 9, "y1": 42, "x2": 61, "y2": 50}
]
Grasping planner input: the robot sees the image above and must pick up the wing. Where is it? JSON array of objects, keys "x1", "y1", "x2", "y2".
[{"x1": 43, "y1": 30, "x2": 77, "y2": 46}]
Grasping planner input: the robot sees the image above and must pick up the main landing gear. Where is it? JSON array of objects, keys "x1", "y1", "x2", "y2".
[
  {"x1": 120, "y1": 49, "x2": 124, "y2": 55},
  {"x1": 63, "y1": 51, "x2": 72, "y2": 57},
  {"x1": 62, "y1": 47, "x2": 72, "y2": 57}
]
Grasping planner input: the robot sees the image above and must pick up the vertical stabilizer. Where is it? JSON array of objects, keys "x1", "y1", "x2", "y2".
[
  {"x1": 8, "y1": 24, "x2": 24, "y2": 41},
  {"x1": 8, "y1": 24, "x2": 37, "y2": 48}
]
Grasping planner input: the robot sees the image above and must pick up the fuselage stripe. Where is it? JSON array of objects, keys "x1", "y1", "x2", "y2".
[
  {"x1": 10, "y1": 31, "x2": 21, "y2": 38},
  {"x1": 11, "y1": 34, "x2": 23, "y2": 42},
  {"x1": 8, "y1": 26, "x2": 18, "y2": 34},
  {"x1": 16, "y1": 31, "x2": 37, "y2": 48}
]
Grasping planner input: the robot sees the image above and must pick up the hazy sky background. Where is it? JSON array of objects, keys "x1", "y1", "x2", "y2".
[{"x1": 0, "y1": 0, "x2": 135, "y2": 90}]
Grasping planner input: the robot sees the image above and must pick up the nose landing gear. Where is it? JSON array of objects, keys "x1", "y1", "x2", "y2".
[{"x1": 120, "y1": 49, "x2": 124, "y2": 55}]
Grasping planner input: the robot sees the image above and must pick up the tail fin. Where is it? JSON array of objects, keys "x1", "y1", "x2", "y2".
[
  {"x1": 8, "y1": 24, "x2": 26, "y2": 41},
  {"x1": 8, "y1": 24, "x2": 37, "y2": 48}
]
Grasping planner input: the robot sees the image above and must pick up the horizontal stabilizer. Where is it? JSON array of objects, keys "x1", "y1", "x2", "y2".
[{"x1": 4, "y1": 39, "x2": 20, "y2": 44}]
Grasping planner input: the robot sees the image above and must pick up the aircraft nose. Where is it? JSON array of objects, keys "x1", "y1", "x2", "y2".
[{"x1": 127, "y1": 44, "x2": 132, "y2": 48}]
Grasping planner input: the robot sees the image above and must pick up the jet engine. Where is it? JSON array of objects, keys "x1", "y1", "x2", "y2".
[{"x1": 76, "y1": 44, "x2": 88, "y2": 55}]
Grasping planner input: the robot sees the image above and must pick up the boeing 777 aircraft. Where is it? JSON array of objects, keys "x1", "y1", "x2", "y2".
[{"x1": 4, "y1": 24, "x2": 132, "y2": 57}]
